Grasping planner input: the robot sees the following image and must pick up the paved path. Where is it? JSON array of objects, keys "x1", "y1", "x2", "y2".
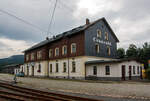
[{"x1": 0, "y1": 73, "x2": 150, "y2": 101}]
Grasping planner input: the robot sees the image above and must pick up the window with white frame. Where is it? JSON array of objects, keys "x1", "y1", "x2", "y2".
[
  {"x1": 105, "y1": 32, "x2": 109, "y2": 40},
  {"x1": 71, "y1": 43, "x2": 76, "y2": 53},
  {"x1": 72, "y1": 61, "x2": 76, "y2": 72},
  {"x1": 107, "y1": 46, "x2": 111, "y2": 55},
  {"x1": 97, "y1": 29, "x2": 102, "y2": 38},
  {"x1": 63, "y1": 62, "x2": 67, "y2": 73},
  {"x1": 55, "y1": 48, "x2": 59, "y2": 56},
  {"x1": 31, "y1": 53, "x2": 35, "y2": 60},
  {"x1": 56, "y1": 63, "x2": 59, "y2": 72},
  {"x1": 105, "y1": 66, "x2": 110, "y2": 75},
  {"x1": 137, "y1": 66, "x2": 139, "y2": 74},
  {"x1": 50, "y1": 64, "x2": 52, "y2": 73},
  {"x1": 62, "y1": 45, "x2": 67, "y2": 55},
  {"x1": 95, "y1": 44, "x2": 100, "y2": 53},
  {"x1": 49, "y1": 49, "x2": 53, "y2": 58},
  {"x1": 133, "y1": 66, "x2": 135, "y2": 74},
  {"x1": 26, "y1": 54, "x2": 29, "y2": 61},
  {"x1": 37, "y1": 51, "x2": 42, "y2": 59}
]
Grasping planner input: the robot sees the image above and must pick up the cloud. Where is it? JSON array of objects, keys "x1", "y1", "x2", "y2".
[
  {"x1": 0, "y1": 37, "x2": 35, "y2": 58},
  {"x1": 0, "y1": 0, "x2": 150, "y2": 58}
]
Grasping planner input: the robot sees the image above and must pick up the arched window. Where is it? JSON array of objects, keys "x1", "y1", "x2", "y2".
[
  {"x1": 97, "y1": 29, "x2": 101, "y2": 38},
  {"x1": 71, "y1": 43, "x2": 76, "y2": 53},
  {"x1": 49, "y1": 49, "x2": 53, "y2": 58},
  {"x1": 62, "y1": 45, "x2": 67, "y2": 55},
  {"x1": 55, "y1": 48, "x2": 59, "y2": 56},
  {"x1": 105, "y1": 32, "x2": 109, "y2": 40},
  {"x1": 107, "y1": 46, "x2": 111, "y2": 55},
  {"x1": 95, "y1": 44, "x2": 100, "y2": 53}
]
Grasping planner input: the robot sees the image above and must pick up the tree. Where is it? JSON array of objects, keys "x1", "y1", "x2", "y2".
[
  {"x1": 126, "y1": 44, "x2": 138, "y2": 58},
  {"x1": 117, "y1": 48, "x2": 125, "y2": 59}
]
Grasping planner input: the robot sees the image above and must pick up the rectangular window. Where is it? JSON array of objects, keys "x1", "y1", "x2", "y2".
[
  {"x1": 137, "y1": 66, "x2": 139, "y2": 74},
  {"x1": 71, "y1": 43, "x2": 76, "y2": 53},
  {"x1": 55, "y1": 48, "x2": 59, "y2": 56},
  {"x1": 95, "y1": 44, "x2": 100, "y2": 53},
  {"x1": 56, "y1": 63, "x2": 59, "y2": 72},
  {"x1": 63, "y1": 62, "x2": 66, "y2": 73},
  {"x1": 133, "y1": 66, "x2": 135, "y2": 74},
  {"x1": 97, "y1": 29, "x2": 101, "y2": 38},
  {"x1": 62, "y1": 45, "x2": 67, "y2": 55},
  {"x1": 105, "y1": 66, "x2": 110, "y2": 75},
  {"x1": 26, "y1": 54, "x2": 29, "y2": 61},
  {"x1": 72, "y1": 61, "x2": 76, "y2": 72},
  {"x1": 49, "y1": 49, "x2": 53, "y2": 58},
  {"x1": 107, "y1": 46, "x2": 111, "y2": 55},
  {"x1": 31, "y1": 53, "x2": 35, "y2": 60},
  {"x1": 50, "y1": 64, "x2": 52, "y2": 73},
  {"x1": 93, "y1": 66, "x2": 97, "y2": 75},
  {"x1": 37, "y1": 51, "x2": 42, "y2": 59},
  {"x1": 105, "y1": 32, "x2": 109, "y2": 40}
]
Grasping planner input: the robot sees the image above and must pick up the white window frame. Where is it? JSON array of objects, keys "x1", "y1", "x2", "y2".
[
  {"x1": 55, "y1": 48, "x2": 59, "y2": 56},
  {"x1": 62, "y1": 45, "x2": 67, "y2": 55},
  {"x1": 105, "y1": 32, "x2": 109, "y2": 40},
  {"x1": 97, "y1": 29, "x2": 102, "y2": 38},
  {"x1": 95, "y1": 44, "x2": 100, "y2": 53},
  {"x1": 71, "y1": 43, "x2": 76, "y2": 54}
]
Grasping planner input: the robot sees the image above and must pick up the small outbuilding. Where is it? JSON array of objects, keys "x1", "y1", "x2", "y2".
[{"x1": 85, "y1": 59, "x2": 143, "y2": 81}]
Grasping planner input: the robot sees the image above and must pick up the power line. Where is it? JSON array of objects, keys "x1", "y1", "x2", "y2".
[
  {"x1": 47, "y1": 0, "x2": 58, "y2": 37},
  {"x1": 0, "y1": 9, "x2": 47, "y2": 33}
]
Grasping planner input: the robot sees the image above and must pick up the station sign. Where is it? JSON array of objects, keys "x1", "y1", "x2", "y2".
[{"x1": 93, "y1": 37, "x2": 112, "y2": 46}]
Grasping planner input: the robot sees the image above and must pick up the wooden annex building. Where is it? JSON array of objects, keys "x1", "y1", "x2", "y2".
[{"x1": 19, "y1": 18, "x2": 143, "y2": 80}]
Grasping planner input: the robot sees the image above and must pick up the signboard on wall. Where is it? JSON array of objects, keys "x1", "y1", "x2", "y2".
[{"x1": 93, "y1": 37, "x2": 112, "y2": 46}]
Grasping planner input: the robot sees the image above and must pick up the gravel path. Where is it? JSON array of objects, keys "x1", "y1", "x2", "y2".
[{"x1": 0, "y1": 73, "x2": 150, "y2": 101}]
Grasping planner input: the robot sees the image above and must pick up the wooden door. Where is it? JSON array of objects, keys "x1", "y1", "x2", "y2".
[
  {"x1": 129, "y1": 66, "x2": 132, "y2": 80},
  {"x1": 122, "y1": 65, "x2": 126, "y2": 80}
]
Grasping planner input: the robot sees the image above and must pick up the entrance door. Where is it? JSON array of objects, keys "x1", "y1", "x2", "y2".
[
  {"x1": 129, "y1": 66, "x2": 132, "y2": 80},
  {"x1": 32, "y1": 66, "x2": 34, "y2": 76},
  {"x1": 140, "y1": 66, "x2": 143, "y2": 79},
  {"x1": 122, "y1": 65, "x2": 126, "y2": 80},
  {"x1": 93, "y1": 66, "x2": 97, "y2": 76}
]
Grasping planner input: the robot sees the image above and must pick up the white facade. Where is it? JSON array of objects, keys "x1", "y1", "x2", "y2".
[{"x1": 86, "y1": 60, "x2": 142, "y2": 80}]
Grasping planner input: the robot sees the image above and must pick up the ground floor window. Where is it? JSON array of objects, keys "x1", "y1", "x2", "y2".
[
  {"x1": 56, "y1": 63, "x2": 59, "y2": 73},
  {"x1": 37, "y1": 64, "x2": 41, "y2": 73},
  {"x1": 137, "y1": 66, "x2": 139, "y2": 74},
  {"x1": 50, "y1": 64, "x2": 52, "y2": 73},
  {"x1": 72, "y1": 61, "x2": 76, "y2": 72},
  {"x1": 105, "y1": 66, "x2": 110, "y2": 75},
  {"x1": 63, "y1": 62, "x2": 67, "y2": 72},
  {"x1": 93, "y1": 66, "x2": 97, "y2": 75},
  {"x1": 133, "y1": 66, "x2": 135, "y2": 74}
]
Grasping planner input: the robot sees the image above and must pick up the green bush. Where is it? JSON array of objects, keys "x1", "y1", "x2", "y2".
[{"x1": 146, "y1": 68, "x2": 150, "y2": 80}]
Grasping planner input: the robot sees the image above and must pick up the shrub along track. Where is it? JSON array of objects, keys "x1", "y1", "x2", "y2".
[{"x1": 0, "y1": 80, "x2": 103, "y2": 101}]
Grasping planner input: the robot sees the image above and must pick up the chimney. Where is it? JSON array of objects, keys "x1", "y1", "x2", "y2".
[{"x1": 86, "y1": 18, "x2": 90, "y2": 25}]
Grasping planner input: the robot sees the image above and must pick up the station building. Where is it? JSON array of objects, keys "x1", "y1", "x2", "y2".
[{"x1": 21, "y1": 18, "x2": 143, "y2": 80}]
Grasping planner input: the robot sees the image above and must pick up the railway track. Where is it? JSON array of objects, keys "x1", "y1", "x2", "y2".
[{"x1": 0, "y1": 80, "x2": 103, "y2": 101}]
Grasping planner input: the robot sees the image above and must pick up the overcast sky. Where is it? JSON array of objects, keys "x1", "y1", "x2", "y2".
[{"x1": 0, "y1": 0, "x2": 150, "y2": 58}]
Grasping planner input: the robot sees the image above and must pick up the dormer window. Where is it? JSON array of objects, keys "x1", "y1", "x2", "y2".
[
  {"x1": 62, "y1": 45, "x2": 67, "y2": 55},
  {"x1": 49, "y1": 49, "x2": 53, "y2": 58},
  {"x1": 55, "y1": 48, "x2": 59, "y2": 56},
  {"x1": 97, "y1": 29, "x2": 101, "y2": 38},
  {"x1": 105, "y1": 32, "x2": 109, "y2": 40},
  {"x1": 95, "y1": 44, "x2": 100, "y2": 53},
  {"x1": 71, "y1": 43, "x2": 76, "y2": 53}
]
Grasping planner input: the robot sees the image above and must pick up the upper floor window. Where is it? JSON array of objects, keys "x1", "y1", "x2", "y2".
[
  {"x1": 37, "y1": 51, "x2": 42, "y2": 59},
  {"x1": 95, "y1": 44, "x2": 100, "y2": 53},
  {"x1": 105, "y1": 32, "x2": 109, "y2": 40},
  {"x1": 105, "y1": 66, "x2": 110, "y2": 75},
  {"x1": 55, "y1": 48, "x2": 59, "y2": 56},
  {"x1": 72, "y1": 61, "x2": 76, "y2": 73},
  {"x1": 63, "y1": 62, "x2": 67, "y2": 73},
  {"x1": 71, "y1": 43, "x2": 76, "y2": 54},
  {"x1": 31, "y1": 53, "x2": 35, "y2": 60},
  {"x1": 62, "y1": 45, "x2": 67, "y2": 55},
  {"x1": 26, "y1": 54, "x2": 29, "y2": 61},
  {"x1": 97, "y1": 29, "x2": 102, "y2": 38},
  {"x1": 107, "y1": 46, "x2": 111, "y2": 56},
  {"x1": 49, "y1": 49, "x2": 53, "y2": 58}
]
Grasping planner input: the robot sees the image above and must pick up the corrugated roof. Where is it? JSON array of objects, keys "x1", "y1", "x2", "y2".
[{"x1": 24, "y1": 17, "x2": 119, "y2": 52}]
